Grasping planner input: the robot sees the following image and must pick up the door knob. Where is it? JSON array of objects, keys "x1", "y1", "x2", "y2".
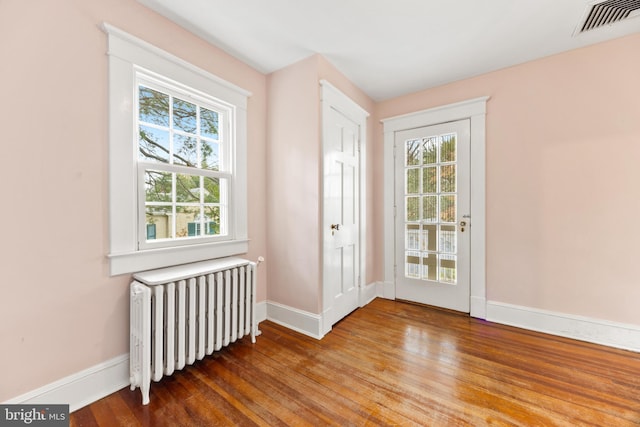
[
  {"x1": 460, "y1": 221, "x2": 467, "y2": 232},
  {"x1": 330, "y1": 224, "x2": 340, "y2": 231}
]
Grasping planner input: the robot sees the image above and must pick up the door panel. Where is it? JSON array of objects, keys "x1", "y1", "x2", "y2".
[
  {"x1": 323, "y1": 106, "x2": 360, "y2": 327},
  {"x1": 395, "y1": 119, "x2": 470, "y2": 312}
]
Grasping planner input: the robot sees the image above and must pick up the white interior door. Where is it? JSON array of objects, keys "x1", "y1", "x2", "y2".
[
  {"x1": 322, "y1": 96, "x2": 362, "y2": 330},
  {"x1": 394, "y1": 119, "x2": 471, "y2": 312}
]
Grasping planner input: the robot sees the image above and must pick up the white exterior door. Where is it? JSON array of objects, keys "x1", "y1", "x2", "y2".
[
  {"x1": 394, "y1": 119, "x2": 471, "y2": 312},
  {"x1": 322, "y1": 83, "x2": 367, "y2": 332}
]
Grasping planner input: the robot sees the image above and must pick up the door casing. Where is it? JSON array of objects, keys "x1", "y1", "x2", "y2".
[
  {"x1": 321, "y1": 80, "x2": 369, "y2": 335},
  {"x1": 382, "y1": 97, "x2": 489, "y2": 319}
]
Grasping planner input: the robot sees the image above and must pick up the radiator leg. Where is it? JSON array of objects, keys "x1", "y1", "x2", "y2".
[{"x1": 141, "y1": 384, "x2": 150, "y2": 406}]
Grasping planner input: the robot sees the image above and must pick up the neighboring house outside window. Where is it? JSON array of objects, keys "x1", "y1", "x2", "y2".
[{"x1": 104, "y1": 24, "x2": 250, "y2": 275}]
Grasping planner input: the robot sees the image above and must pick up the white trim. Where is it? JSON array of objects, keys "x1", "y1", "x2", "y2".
[
  {"x1": 255, "y1": 300, "x2": 267, "y2": 323},
  {"x1": 266, "y1": 301, "x2": 324, "y2": 340},
  {"x1": 103, "y1": 23, "x2": 250, "y2": 276},
  {"x1": 381, "y1": 281, "x2": 396, "y2": 300},
  {"x1": 359, "y1": 282, "x2": 378, "y2": 307},
  {"x1": 382, "y1": 97, "x2": 489, "y2": 318},
  {"x1": 4, "y1": 355, "x2": 130, "y2": 413},
  {"x1": 319, "y1": 80, "x2": 370, "y2": 331},
  {"x1": 487, "y1": 301, "x2": 640, "y2": 352}
]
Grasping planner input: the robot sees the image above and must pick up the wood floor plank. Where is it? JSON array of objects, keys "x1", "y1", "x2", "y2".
[{"x1": 70, "y1": 299, "x2": 640, "y2": 426}]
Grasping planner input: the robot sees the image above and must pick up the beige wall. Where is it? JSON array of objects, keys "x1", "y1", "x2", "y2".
[
  {"x1": 376, "y1": 33, "x2": 640, "y2": 325},
  {"x1": 0, "y1": 0, "x2": 267, "y2": 401}
]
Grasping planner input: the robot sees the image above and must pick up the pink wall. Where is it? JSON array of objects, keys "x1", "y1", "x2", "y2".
[
  {"x1": 0, "y1": 0, "x2": 267, "y2": 401},
  {"x1": 3, "y1": 0, "x2": 638, "y2": 406},
  {"x1": 376, "y1": 33, "x2": 640, "y2": 325},
  {"x1": 266, "y1": 55, "x2": 375, "y2": 313},
  {"x1": 266, "y1": 56, "x2": 322, "y2": 312}
]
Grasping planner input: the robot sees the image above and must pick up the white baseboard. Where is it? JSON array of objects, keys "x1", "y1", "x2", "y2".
[
  {"x1": 470, "y1": 296, "x2": 486, "y2": 319},
  {"x1": 255, "y1": 300, "x2": 267, "y2": 323},
  {"x1": 381, "y1": 281, "x2": 395, "y2": 300},
  {"x1": 486, "y1": 301, "x2": 640, "y2": 352},
  {"x1": 359, "y1": 282, "x2": 379, "y2": 307},
  {"x1": 266, "y1": 301, "x2": 324, "y2": 339},
  {"x1": 4, "y1": 354, "x2": 130, "y2": 412}
]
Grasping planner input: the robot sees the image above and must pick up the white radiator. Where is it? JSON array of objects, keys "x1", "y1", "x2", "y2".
[{"x1": 129, "y1": 257, "x2": 258, "y2": 405}]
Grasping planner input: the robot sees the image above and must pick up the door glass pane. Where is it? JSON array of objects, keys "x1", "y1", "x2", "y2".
[
  {"x1": 440, "y1": 164, "x2": 456, "y2": 193},
  {"x1": 422, "y1": 137, "x2": 437, "y2": 165},
  {"x1": 440, "y1": 225, "x2": 456, "y2": 254},
  {"x1": 440, "y1": 133, "x2": 456, "y2": 162},
  {"x1": 406, "y1": 224, "x2": 420, "y2": 250},
  {"x1": 423, "y1": 166, "x2": 437, "y2": 193},
  {"x1": 406, "y1": 168, "x2": 420, "y2": 194},
  {"x1": 422, "y1": 253, "x2": 437, "y2": 280},
  {"x1": 440, "y1": 195, "x2": 456, "y2": 223},
  {"x1": 406, "y1": 196, "x2": 419, "y2": 222},
  {"x1": 403, "y1": 130, "x2": 460, "y2": 285},
  {"x1": 406, "y1": 140, "x2": 421, "y2": 166},
  {"x1": 440, "y1": 255, "x2": 456, "y2": 283},
  {"x1": 423, "y1": 196, "x2": 437, "y2": 223},
  {"x1": 406, "y1": 251, "x2": 421, "y2": 279},
  {"x1": 423, "y1": 224, "x2": 437, "y2": 251}
]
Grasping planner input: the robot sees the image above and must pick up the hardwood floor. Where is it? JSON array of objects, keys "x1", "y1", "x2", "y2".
[{"x1": 71, "y1": 299, "x2": 640, "y2": 426}]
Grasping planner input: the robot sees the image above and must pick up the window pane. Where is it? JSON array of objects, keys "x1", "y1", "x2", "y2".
[
  {"x1": 145, "y1": 170, "x2": 172, "y2": 202},
  {"x1": 176, "y1": 205, "x2": 200, "y2": 237},
  {"x1": 203, "y1": 177, "x2": 220, "y2": 203},
  {"x1": 406, "y1": 168, "x2": 420, "y2": 194},
  {"x1": 176, "y1": 174, "x2": 201, "y2": 203},
  {"x1": 422, "y1": 137, "x2": 437, "y2": 165},
  {"x1": 406, "y1": 140, "x2": 420, "y2": 166},
  {"x1": 173, "y1": 98, "x2": 197, "y2": 133},
  {"x1": 440, "y1": 133, "x2": 456, "y2": 162},
  {"x1": 201, "y1": 108, "x2": 219, "y2": 140},
  {"x1": 423, "y1": 195, "x2": 437, "y2": 223},
  {"x1": 440, "y1": 195, "x2": 456, "y2": 223},
  {"x1": 440, "y1": 164, "x2": 456, "y2": 193},
  {"x1": 173, "y1": 135, "x2": 198, "y2": 167},
  {"x1": 204, "y1": 206, "x2": 220, "y2": 235},
  {"x1": 139, "y1": 125, "x2": 169, "y2": 163},
  {"x1": 406, "y1": 196, "x2": 419, "y2": 222},
  {"x1": 145, "y1": 205, "x2": 172, "y2": 240},
  {"x1": 201, "y1": 140, "x2": 219, "y2": 171},
  {"x1": 139, "y1": 86, "x2": 169, "y2": 126},
  {"x1": 423, "y1": 166, "x2": 437, "y2": 193}
]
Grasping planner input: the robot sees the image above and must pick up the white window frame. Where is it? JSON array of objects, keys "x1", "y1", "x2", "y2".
[{"x1": 104, "y1": 23, "x2": 250, "y2": 276}]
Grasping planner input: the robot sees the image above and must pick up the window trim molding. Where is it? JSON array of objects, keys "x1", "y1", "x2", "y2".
[{"x1": 103, "y1": 23, "x2": 250, "y2": 276}]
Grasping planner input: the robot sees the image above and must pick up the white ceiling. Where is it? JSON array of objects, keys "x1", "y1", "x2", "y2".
[{"x1": 138, "y1": 0, "x2": 640, "y2": 101}]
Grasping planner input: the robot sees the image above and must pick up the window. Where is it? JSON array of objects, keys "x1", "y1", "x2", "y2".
[
  {"x1": 104, "y1": 24, "x2": 250, "y2": 275},
  {"x1": 136, "y1": 77, "x2": 230, "y2": 248}
]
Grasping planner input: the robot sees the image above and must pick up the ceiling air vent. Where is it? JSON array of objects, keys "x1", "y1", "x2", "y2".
[
  {"x1": 579, "y1": 0, "x2": 640, "y2": 32},
  {"x1": 579, "y1": 0, "x2": 640, "y2": 33}
]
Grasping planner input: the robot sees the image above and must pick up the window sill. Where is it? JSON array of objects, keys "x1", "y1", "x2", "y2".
[{"x1": 108, "y1": 239, "x2": 249, "y2": 276}]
